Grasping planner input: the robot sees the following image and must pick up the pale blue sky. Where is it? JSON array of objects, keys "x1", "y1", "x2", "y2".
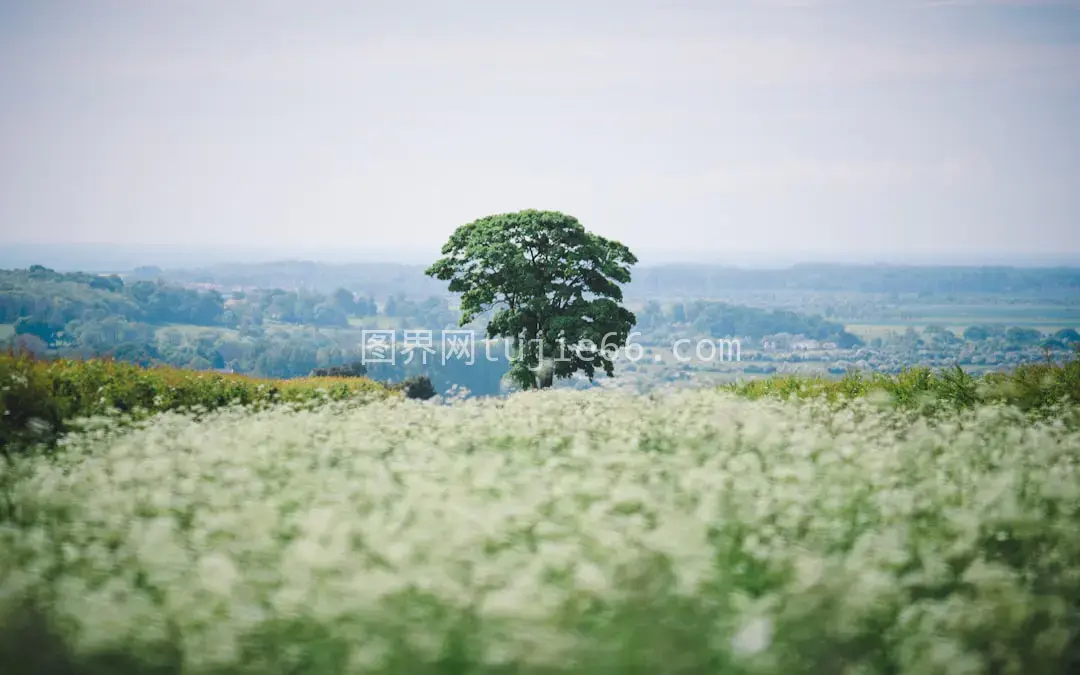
[{"x1": 1, "y1": 0, "x2": 1078, "y2": 263}]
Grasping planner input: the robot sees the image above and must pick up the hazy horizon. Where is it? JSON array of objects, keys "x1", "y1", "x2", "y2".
[
  {"x1": 2, "y1": 1, "x2": 1079, "y2": 261},
  {"x1": 3, "y1": 242, "x2": 1080, "y2": 273}
]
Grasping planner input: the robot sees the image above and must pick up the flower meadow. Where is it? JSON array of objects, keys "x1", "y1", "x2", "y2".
[{"x1": 1, "y1": 389, "x2": 1079, "y2": 674}]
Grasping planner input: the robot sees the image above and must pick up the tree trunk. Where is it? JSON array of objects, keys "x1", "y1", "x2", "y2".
[
  {"x1": 536, "y1": 356, "x2": 555, "y2": 389},
  {"x1": 538, "y1": 368, "x2": 554, "y2": 389}
]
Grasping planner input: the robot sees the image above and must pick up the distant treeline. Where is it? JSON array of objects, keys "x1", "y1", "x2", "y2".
[
  {"x1": 0, "y1": 266, "x2": 508, "y2": 395},
  {"x1": 4, "y1": 264, "x2": 1077, "y2": 396},
  {"x1": 635, "y1": 300, "x2": 863, "y2": 346},
  {"x1": 1, "y1": 266, "x2": 226, "y2": 342},
  {"x1": 0, "y1": 266, "x2": 458, "y2": 345},
  {"x1": 147, "y1": 261, "x2": 448, "y2": 299},
  {"x1": 628, "y1": 264, "x2": 1080, "y2": 296},
  {"x1": 141, "y1": 261, "x2": 1080, "y2": 297}
]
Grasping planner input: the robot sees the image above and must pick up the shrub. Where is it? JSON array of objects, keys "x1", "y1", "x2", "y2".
[
  {"x1": 392, "y1": 374, "x2": 437, "y2": 400},
  {"x1": 309, "y1": 361, "x2": 368, "y2": 378},
  {"x1": 0, "y1": 352, "x2": 391, "y2": 455},
  {"x1": 724, "y1": 355, "x2": 1080, "y2": 422}
]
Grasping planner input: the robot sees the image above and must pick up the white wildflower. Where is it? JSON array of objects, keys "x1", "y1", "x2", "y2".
[{"x1": 732, "y1": 616, "x2": 773, "y2": 656}]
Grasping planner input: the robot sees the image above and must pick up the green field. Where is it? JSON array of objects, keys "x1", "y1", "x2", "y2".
[
  {"x1": 3, "y1": 360, "x2": 1080, "y2": 673},
  {"x1": 346, "y1": 316, "x2": 408, "y2": 329},
  {"x1": 846, "y1": 322, "x2": 1078, "y2": 340},
  {"x1": 886, "y1": 305, "x2": 1080, "y2": 324},
  {"x1": 155, "y1": 323, "x2": 241, "y2": 341}
]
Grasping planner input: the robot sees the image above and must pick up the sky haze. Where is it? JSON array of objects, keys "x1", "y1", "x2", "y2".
[{"x1": 1, "y1": 0, "x2": 1079, "y2": 264}]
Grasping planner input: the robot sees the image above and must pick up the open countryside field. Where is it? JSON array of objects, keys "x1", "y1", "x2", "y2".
[
  {"x1": 889, "y1": 305, "x2": 1080, "y2": 324},
  {"x1": 842, "y1": 305, "x2": 1080, "y2": 336},
  {"x1": 4, "y1": 0, "x2": 1080, "y2": 670},
  {"x1": 156, "y1": 323, "x2": 242, "y2": 343},
  {"x1": 845, "y1": 322, "x2": 1080, "y2": 341},
  {"x1": 3, "y1": 363, "x2": 1080, "y2": 673},
  {"x1": 346, "y1": 316, "x2": 409, "y2": 330}
]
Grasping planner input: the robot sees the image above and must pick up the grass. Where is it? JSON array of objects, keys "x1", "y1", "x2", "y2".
[
  {"x1": 723, "y1": 357, "x2": 1080, "y2": 421},
  {"x1": 1, "y1": 390, "x2": 1079, "y2": 674},
  {"x1": 0, "y1": 352, "x2": 393, "y2": 454}
]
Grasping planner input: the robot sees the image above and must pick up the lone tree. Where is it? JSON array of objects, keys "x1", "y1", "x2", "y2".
[{"x1": 426, "y1": 209, "x2": 637, "y2": 389}]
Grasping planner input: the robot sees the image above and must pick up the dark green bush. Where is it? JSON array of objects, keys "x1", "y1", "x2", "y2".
[
  {"x1": 394, "y1": 375, "x2": 437, "y2": 400},
  {"x1": 309, "y1": 361, "x2": 368, "y2": 378}
]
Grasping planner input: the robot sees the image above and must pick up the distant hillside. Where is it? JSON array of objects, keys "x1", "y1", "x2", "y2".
[
  {"x1": 158, "y1": 260, "x2": 448, "y2": 298},
  {"x1": 140, "y1": 261, "x2": 1080, "y2": 298},
  {"x1": 627, "y1": 263, "x2": 1080, "y2": 297}
]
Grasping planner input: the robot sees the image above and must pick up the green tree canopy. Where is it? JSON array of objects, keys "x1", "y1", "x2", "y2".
[
  {"x1": 1054, "y1": 328, "x2": 1080, "y2": 346},
  {"x1": 426, "y1": 209, "x2": 637, "y2": 389}
]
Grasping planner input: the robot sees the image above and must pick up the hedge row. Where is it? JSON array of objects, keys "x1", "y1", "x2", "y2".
[
  {"x1": 723, "y1": 356, "x2": 1080, "y2": 418},
  {"x1": 1, "y1": 353, "x2": 392, "y2": 454}
]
